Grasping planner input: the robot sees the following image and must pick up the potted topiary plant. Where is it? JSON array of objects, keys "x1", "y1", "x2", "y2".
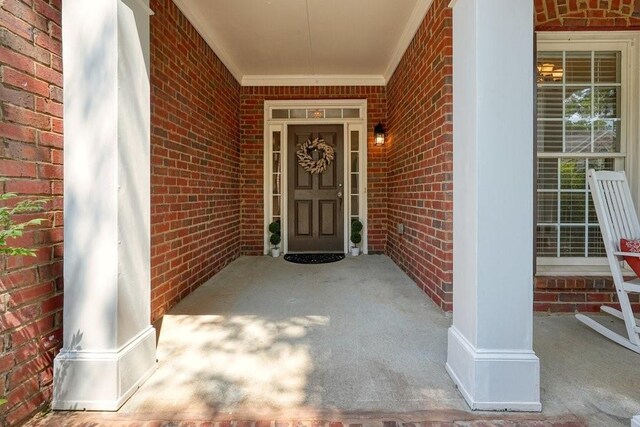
[
  {"x1": 350, "y1": 218, "x2": 363, "y2": 256},
  {"x1": 268, "y1": 220, "x2": 281, "y2": 257}
]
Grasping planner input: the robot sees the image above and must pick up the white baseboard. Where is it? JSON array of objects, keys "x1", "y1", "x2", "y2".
[
  {"x1": 52, "y1": 326, "x2": 157, "y2": 411},
  {"x1": 446, "y1": 326, "x2": 542, "y2": 412}
]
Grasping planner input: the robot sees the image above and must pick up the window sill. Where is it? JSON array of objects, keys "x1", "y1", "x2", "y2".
[{"x1": 536, "y1": 264, "x2": 632, "y2": 277}]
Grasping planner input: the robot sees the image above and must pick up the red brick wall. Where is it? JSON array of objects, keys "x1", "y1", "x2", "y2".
[
  {"x1": 149, "y1": 0, "x2": 241, "y2": 321},
  {"x1": 240, "y1": 86, "x2": 387, "y2": 255},
  {"x1": 0, "y1": 0, "x2": 63, "y2": 425},
  {"x1": 385, "y1": 0, "x2": 453, "y2": 311},
  {"x1": 535, "y1": 0, "x2": 640, "y2": 30},
  {"x1": 534, "y1": 276, "x2": 640, "y2": 312}
]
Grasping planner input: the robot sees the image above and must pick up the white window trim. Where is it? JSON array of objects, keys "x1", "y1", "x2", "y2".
[
  {"x1": 263, "y1": 99, "x2": 368, "y2": 255},
  {"x1": 536, "y1": 31, "x2": 640, "y2": 275}
]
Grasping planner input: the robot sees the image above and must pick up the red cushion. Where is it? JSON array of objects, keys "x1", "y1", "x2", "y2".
[{"x1": 620, "y1": 238, "x2": 640, "y2": 277}]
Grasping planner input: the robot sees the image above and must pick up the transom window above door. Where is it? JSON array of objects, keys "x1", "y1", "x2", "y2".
[
  {"x1": 536, "y1": 33, "x2": 640, "y2": 270},
  {"x1": 271, "y1": 108, "x2": 361, "y2": 120}
]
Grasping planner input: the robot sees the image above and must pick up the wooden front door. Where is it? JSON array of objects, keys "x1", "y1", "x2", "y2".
[{"x1": 287, "y1": 125, "x2": 344, "y2": 253}]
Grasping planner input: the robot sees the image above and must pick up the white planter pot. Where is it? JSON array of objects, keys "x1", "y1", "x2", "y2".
[
  {"x1": 350, "y1": 247, "x2": 360, "y2": 257},
  {"x1": 271, "y1": 248, "x2": 280, "y2": 258}
]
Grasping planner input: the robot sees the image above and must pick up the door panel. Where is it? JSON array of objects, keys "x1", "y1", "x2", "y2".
[
  {"x1": 288, "y1": 124, "x2": 344, "y2": 252},
  {"x1": 295, "y1": 200, "x2": 312, "y2": 236},
  {"x1": 319, "y1": 200, "x2": 337, "y2": 236}
]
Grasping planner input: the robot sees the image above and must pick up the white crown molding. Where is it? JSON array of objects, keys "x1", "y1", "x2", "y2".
[
  {"x1": 383, "y1": 0, "x2": 435, "y2": 82},
  {"x1": 242, "y1": 74, "x2": 386, "y2": 87},
  {"x1": 171, "y1": 0, "x2": 243, "y2": 83}
]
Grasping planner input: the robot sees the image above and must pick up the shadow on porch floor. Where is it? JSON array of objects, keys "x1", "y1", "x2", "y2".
[{"x1": 29, "y1": 256, "x2": 640, "y2": 426}]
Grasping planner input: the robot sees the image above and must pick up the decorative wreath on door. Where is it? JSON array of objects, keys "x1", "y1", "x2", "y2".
[{"x1": 296, "y1": 137, "x2": 335, "y2": 174}]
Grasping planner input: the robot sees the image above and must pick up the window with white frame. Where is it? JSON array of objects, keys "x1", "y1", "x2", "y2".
[{"x1": 536, "y1": 33, "x2": 639, "y2": 266}]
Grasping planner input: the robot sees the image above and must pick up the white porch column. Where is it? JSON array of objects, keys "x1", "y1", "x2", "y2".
[
  {"x1": 53, "y1": 0, "x2": 156, "y2": 410},
  {"x1": 446, "y1": 0, "x2": 540, "y2": 411}
]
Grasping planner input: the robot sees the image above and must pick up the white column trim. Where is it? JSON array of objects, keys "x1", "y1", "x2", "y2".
[
  {"x1": 52, "y1": 327, "x2": 156, "y2": 411},
  {"x1": 446, "y1": 327, "x2": 541, "y2": 412}
]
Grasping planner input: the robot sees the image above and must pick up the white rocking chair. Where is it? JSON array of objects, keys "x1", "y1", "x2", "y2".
[{"x1": 576, "y1": 169, "x2": 640, "y2": 353}]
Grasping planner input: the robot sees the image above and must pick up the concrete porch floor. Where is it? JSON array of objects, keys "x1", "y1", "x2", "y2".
[{"x1": 32, "y1": 256, "x2": 640, "y2": 426}]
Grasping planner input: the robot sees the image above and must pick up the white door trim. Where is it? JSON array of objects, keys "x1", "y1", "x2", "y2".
[{"x1": 263, "y1": 99, "x2": 368, "y2": 255}]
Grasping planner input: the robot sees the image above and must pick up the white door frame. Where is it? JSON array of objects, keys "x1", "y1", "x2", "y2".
[{"x1": 263, "y1": 99, "x2": 368, "y2": 255}]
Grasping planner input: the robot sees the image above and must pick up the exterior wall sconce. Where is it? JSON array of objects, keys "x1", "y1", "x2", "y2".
[{"x1": 374, "y1": 122, "x2": 386, "y2": 146}]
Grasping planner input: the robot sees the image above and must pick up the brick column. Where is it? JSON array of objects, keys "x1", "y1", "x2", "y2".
[
  {"x1": 446, "y1": 0, "x2": 541, "y2": 411},
  {"x1": 52, "y1": 0, "x2": 156, "y2": 410}
]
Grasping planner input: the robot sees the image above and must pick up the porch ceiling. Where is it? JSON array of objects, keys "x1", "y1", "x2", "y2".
[{"x1": 170, "y1": 0, "x2": 433, "y2": 86}]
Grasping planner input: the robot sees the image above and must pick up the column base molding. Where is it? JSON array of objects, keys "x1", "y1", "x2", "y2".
[
  {"x1": 446, "y1": 326, "x2": 541, "y2": 412},
  {"x1": 52, "y1": 326, "x2": 156, "y2": 411}
]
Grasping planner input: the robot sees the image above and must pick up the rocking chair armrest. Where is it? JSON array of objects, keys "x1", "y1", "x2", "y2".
[{"x1": 614, "y1": 251, "x2": 640, "y2": 258}]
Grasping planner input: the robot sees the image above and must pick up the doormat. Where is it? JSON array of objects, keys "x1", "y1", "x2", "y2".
[{"x1": 284, "y1": 253, "x2": 345, "y2": 264}]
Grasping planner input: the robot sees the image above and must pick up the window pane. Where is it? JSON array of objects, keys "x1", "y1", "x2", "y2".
[
  {"x1": 594, "y1": 87, "x2": 619, "y2": 119},
  {"x1": 537, "y1": 121, "x2": 563, "y2": 152},
  {"x1": 273, "y1": 174, "x2": 281, "y2": 195},
  {"x1": 565, "y1": 86, "x2": 591, "y2": 120},
  {"x1": 537, "y1": 192, "x2": 557, "y2": 223},
  {"x1": 594, "y1": 51, "x2": 620, "y2": 84},
  {"x1": 537, "y1": 51, "x2": 562, "y2": 83},
  {"x1": 351, "y1": 174, "x2": 359, "y2": 194},
  {"x1": 559, "y1": 226, "x2": 586, "y2": 256},
  {"x1": 560, "y1": 192, "x2": 587, "y2": 224},
  {"x1": 537, "y1": 158, "x2": 558, "y2": 190},
  {"x1": 537, "y1": 225, "x2": 558, "y2": 256},
  {"x1": 307, "y1": 109, "x2": 324, "y2": 119},
  {"x1": 588, "y1": 157, "x2": 616, "y2": 171},
  {"x1": 351, "y1": 153, "x2": 359, "y2": 173},
  {"x1": 290, "y1": 109, "x2": 306, "y2": 118},
  {"x1": 588, "y1": 197, "x2": 598, "y2": 224},
  {"x1": 537, "y1": 87, "x2": 563, "y2": 119},
  {"x1": 273, "y1": 131, "x2": 281, "y2": 152},
  {"x1": 351, "y1": 196, "x2": 359, "y2": 216},
  {"x1": 325, "y1": 108, "x2": 341, "y2": 118},
  {"x1": 350, "y1": 130, "x2": 359, "y2": 151},
  {"x1": 272, "y1": 109, "x2": 288, "y2": 119},
  {"x1": 273, "y1": 153, "x2": 281, "y2": 173},
  {"x1": 593, "y1": 119, "x2": 620, "y2": 153},
  {"x1": 566, "y1": 52, "x2": 591, "y2": 83},
  {"x1": 565, "y1": 121, "x2": 591, "y2": 153},
  {"x1": 560, "y1": 158, "x2": 586, "y2": 190},
  {"x1": 588, "y1": 226, "x2": 606, "y2": 256},
  {"x1": 273, "y1": 196, "x2": 281, "y2": 216},
  {"x1": 343, "y1": 108, "x2": 360, "y2": 118}
]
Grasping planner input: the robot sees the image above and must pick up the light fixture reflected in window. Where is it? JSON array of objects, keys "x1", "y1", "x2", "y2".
[
  {"x1": 374, "y1": 122, "x2": 385, "y2": 146},
  {"x1": 310, "y1": 109, "x2": 324, "y2": 119},
  {"x1": 537, "y1": 62, "x2": 563, "y2": 82}
]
